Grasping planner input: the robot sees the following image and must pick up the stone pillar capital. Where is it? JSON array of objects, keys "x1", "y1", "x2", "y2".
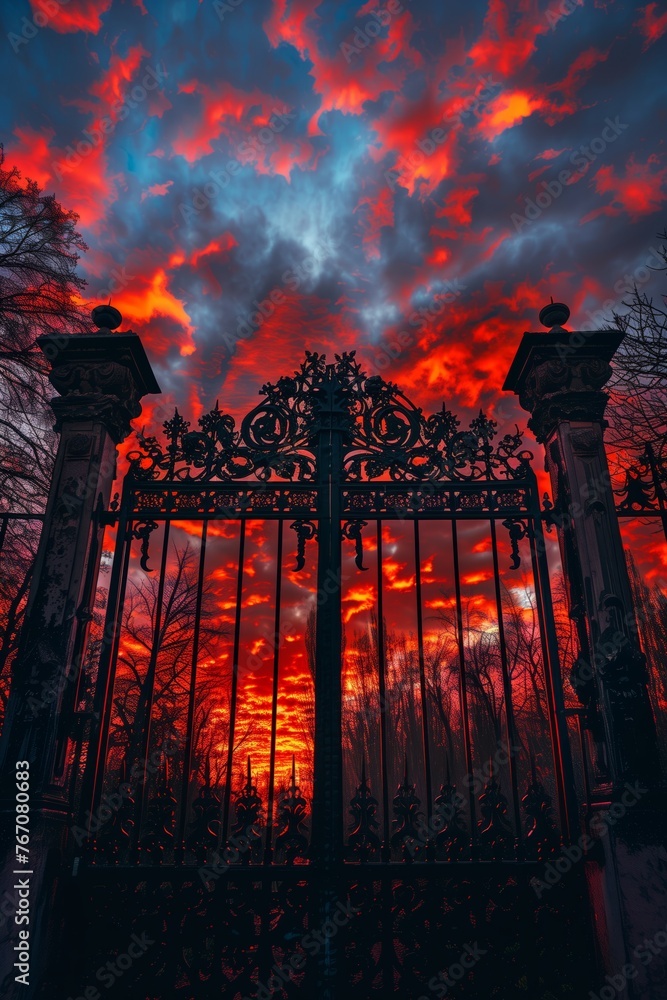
[
  {"x1": 503, "y1": 326, "x2": 624, "y2": 443},
  {"x1": 37, "y1": 328, "x2": 160, "y2": 443}
]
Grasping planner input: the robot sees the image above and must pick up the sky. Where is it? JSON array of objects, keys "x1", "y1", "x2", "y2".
[
  {"x1": 1, "y1": 0, "x2": 667, "y2": 429},
  {"x1": 2, "y1": 0, "x2": 667, "y2": 807}
]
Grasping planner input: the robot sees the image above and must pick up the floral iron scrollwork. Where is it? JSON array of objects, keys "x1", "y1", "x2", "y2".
[
  {"x1": 347, "y1": 757, "x2": 381, "y2": 862},
  {"x1": 522, "y1": 754, "x2": 560, "y2": 860},
  {"x1": 231, "y1": 756, "x2": 263, "y2": 863},
  {"x1": 139, "y1": 754, "x2": 177, "y2": 864},
  {"x1": 391, "y1": 757, "x2": 423, "y2": 861},
  {"x1": 126, "y1": 351, "x2": 533, "y2": 484},
  {"x1": 187, "y1": 757, "x2": 222, "y2": 861},
  {"x1": 274, "y1": 756, "x2": 309, "y2": 864},
  {"x1": 433, "y1": 762, "x2": 468, "y2": 860},
  {"x1": 477, "y1": 760, "x2": 513, "y2": 860},
  {"x1": 614, "y1": 465, "x2": 658, "y2": 513}
]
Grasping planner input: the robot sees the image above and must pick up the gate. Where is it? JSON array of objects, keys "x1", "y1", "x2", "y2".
[{"x1": 64, "y1": 351, "x2": 596, "y2": 999}]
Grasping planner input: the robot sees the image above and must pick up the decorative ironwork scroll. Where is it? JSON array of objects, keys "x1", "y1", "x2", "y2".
[
  {"x1": 502, "y1": 517, "x2": 528, "y2": 570},
  {"x1": 187, "y1": 758, "x2": 222, "y2": 860},
  {"x1": 433, "y1": 765, "x2": 467, "y2": 860},
  {"x1": 274, "y1": 756, "x2": 309, "y2": 863},
  {"x1": 130, "y1": 518, "x2": 158, "y2": 572},
  {"x1": 127, "y1": 352, "x2": 532, "y2": 484},
  {"x1": 347, "y1": 758, "x2": 381, "y2": 861},
  {"x1": 477, "y1": 762, "x2": 513, "y2": 860},
  {"x1": 342, "y1": 519, "x2": 368, "y2": 570},
  {"x1": 290, "y1": 519, "x2": 318, "y2": 571},
  {"x1": 522, "y1": 755, "x2": 560, "y2": 859},
  {"x1": 231, "y1": 757, "x2": 263, "y2": 863},
  {"x1": 391, "y1": 758, "x2": 423, "y2": 860}
]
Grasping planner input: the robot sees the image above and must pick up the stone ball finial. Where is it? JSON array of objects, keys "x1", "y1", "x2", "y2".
[
  {"x1": 539, "y1": 300, "x2": 570, "y2": 329},
  {"x1": 91, "y1": 304, "x2": 123, "y2": 331}
]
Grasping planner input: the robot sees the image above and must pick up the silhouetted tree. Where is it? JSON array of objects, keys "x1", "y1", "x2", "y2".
[
  {"x1": 0, "y1": 147, "x2": 88, "y2": 509},
  {"x1": 607, "y1": 233, "x2": 667, "y2": 454}
]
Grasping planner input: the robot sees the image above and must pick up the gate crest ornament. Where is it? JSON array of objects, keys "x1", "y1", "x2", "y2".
[{"x1": 127, "y1": 351, "x2": 532, "y2": 484}]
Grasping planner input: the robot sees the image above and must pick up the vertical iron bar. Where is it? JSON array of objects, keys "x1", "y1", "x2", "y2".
[
  {"x1": 527, "y1": 517, "x2": 570, "y2": 840},
  {"x1": 489, "y1": 518, "x2": 523, "y2": 854},
  {"x1": 451, "y1": 521, "x2": 476, "y2": 847},
  {"x1": 176, "y1": 519, "x2": 208, "y2": 859},
  {"x1": 264, "y1": 519, "x2": 284, "y2": 863},
  {"x1": 222, "y1": 519, "x2": 246, "y2": 847},
  {"x1": 85, "y1": 501, "x2": 133, "y2": 830},
  {"x1": 529, "y1": 500, "x2": 579, "y2": 842},
  {"x1": 132, "y1": 518, "x2": 171, "y2": 854},
  {"x1": 413, "y1": 519, "x2": 432, "y2": 833},
  {"x1": 311, "y1": 377, "x2": 343, "y2": 1000},
  {"x1": 577, "y1": 711, "x2": 592, "y2": 817},
  {"x1": 61, "y1": 502, "x2": 103, "y2": 788},
  {"x1": 312, "y1": 409, "x2": 343, "y2": 869},
  {"x1": 376, "y1": 519, "x2": 391, "y2": 859}
]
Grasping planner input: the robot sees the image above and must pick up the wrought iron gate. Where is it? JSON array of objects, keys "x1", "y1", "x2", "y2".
[{"x1": 65, "y1": 351, "x2": 596, "y2": 999}]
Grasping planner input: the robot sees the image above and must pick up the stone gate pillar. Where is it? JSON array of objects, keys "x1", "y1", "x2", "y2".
[
  {"x1": 504, "y1": 302, "x2": 666, "y2": 999},
  {"x1": 504, "y1": 301, "x2": 659, "y2": 789},
  {"x1": 0, "y1": 306, "x2": 159, "y2": 998}
]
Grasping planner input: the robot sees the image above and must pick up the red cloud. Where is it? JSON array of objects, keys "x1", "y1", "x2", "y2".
[
  {"x1": 582, "y1": 156, "x2": 667, "y2": 224},
  {"x1": 355, "y1": 186, "x2": 395, "y2": 260},
  {"x1": 476, "y1": 91, "x2": 545, "y2": 141},
  {"x1": 535, "y1": 148, "x2": 567, "y2": 161},
  {"x1": 140, "y1": 181, "x2": 173, "y2": 202},
  {"x1": 635, "y1": 3, "x2": 667, "y2": 49},
  {"x1": 28, "y1": 0, "x2": 112, "y2": 33},
  {"x1": 6, "y1": 126, "x2": 117, "y2": 228},
  {"x1": 264, "y1": 0, "x2": 423, "y2": 136},
  {"x1": 468, "y1": 0, "x2": 551, "y2": 77},
  {"x1": 172, "y1": 80, "x2": 309, "y2": 177},
  {"x1": 89, "y1": 45, "x2": 151, "y2": 116}
]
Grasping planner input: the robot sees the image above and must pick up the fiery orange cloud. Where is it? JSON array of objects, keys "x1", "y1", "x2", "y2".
[
  {"x1": 108, "y1": 267, "x2": 196, "y2": 356},
  {"x1": 191, "y1": 234, "x2": 238, "y2": 268},
  {"x1": 343, "y1": 585, "x2": 377, "y2": 623},
  {"x1": 476, "y1": 91, "x2": 544, "y2": 141}
]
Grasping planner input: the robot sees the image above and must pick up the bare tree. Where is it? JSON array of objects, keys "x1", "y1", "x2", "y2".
[
  {"x1": 0, "y1": 146, "x2": 88, "y2": 510},
  {"x1": 107, "y1": 544, "x2": 253, "y2": 801},
  {"x1": 607, "y1": 233, "x2": 667, "y2": 455},
  {"x1": 0, "y1": 148, "x2": 87, "y2": 375},
  {"x1": 0, "y1": 519, "x2": 41, "y2": 723}
]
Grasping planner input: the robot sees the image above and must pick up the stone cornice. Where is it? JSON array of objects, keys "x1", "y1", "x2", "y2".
[
  {"x1": 37, "y1": 332, "x2": 161, "y2": 443},
  {"x1": 503, "y1": 327, "x2": 624, "y2": 442}
]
